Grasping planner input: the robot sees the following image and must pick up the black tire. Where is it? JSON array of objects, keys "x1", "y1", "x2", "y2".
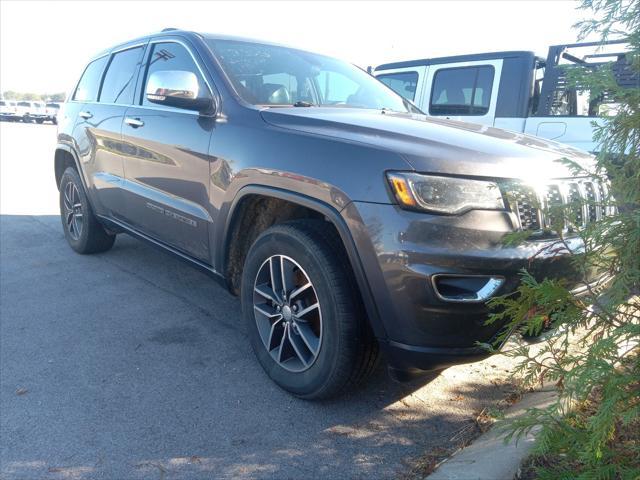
[
  {"x1": 35, "y1": 118, "x2": 44, "y2": 124},
  {"x1": 22, "y1": 115, "x2": 30, "y2": 123},
  {"x1": 241, "y1": 219, "x2": 378, "y2": 399},
  {"x1": 59, "y1": 167, "x2": 116, "y2": 254},
  {"x1": 52, "y1": 117, "x2": 58, "y2": 125}
]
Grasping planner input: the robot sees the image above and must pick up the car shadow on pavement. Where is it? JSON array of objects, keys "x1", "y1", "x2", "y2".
[{"x1": 1, "y1": 215, "x2": 515, "y2": 480}]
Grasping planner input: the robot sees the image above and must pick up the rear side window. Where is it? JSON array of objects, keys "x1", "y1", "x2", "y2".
[
  {"x1": 377, "y1": 71, "x2": 419, "y2": 101},
  {"x1": 429, "y1": 65, "x2": 494, "y2": 116},
  {"x1": 18, "y1": 102, "x2": 30, "y2": 107},
  {"x1": 100, "y1": 46, "x2": 144, "y2": 104},
  {"x1": 141, "y1": 42, "x2": 208, "y2": 108},
  {"x1": 73, "y1": 56, "x2": 108, "y2": 102}
]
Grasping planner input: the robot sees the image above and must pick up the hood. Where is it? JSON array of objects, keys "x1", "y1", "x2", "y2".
[{"x1": 260, "y1": 107, "x2": 594, "y2": 180}]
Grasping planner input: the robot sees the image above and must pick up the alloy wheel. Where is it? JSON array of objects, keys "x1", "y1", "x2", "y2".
[
  {"x1": 253, "y1": 255, "x2": 323, "y2": 372},
  {"x1": 63, "y1": 182, "x2": 83, "y2": 240}
]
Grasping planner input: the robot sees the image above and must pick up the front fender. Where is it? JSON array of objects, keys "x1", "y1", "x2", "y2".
[{"x1": 217, "y1": 184, "x2": 388, "y2": 341}]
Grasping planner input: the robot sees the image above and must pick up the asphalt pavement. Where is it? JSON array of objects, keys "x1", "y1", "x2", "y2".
[{"x1": 0, "y1": 121, "x2": 517, "y2": 480}]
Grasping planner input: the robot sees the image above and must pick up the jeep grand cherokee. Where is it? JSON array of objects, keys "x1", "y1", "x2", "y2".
[{"x1": 55, "y1": 29, "x2": 605, "y2": 399}]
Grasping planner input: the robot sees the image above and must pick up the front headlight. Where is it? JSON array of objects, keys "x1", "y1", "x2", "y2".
[{"x1": 387, "y1": 172, "x2": 505, "y2": 214}]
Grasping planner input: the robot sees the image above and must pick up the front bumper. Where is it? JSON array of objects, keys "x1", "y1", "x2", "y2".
[{"x1": 342, "y1": 201, "x2": 596, "y2": 372}]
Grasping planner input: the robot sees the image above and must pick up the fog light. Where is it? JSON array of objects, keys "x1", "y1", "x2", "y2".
[{"x1": 431, "y1": 275, "x2": 504, "y2": 303}]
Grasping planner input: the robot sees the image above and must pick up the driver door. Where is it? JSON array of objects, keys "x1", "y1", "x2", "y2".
[{"x1": 120, "y1": 39, "x2": 216, "y2": 263}]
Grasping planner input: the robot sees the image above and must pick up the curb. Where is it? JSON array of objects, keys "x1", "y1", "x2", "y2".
[{"x1": 426, "y1": 387, "x2": 557, "y2": 480}]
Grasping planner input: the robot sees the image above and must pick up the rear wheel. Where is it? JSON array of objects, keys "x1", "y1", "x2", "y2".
[
  {"x1": 59, "y1": 167, "x2": 116, "y2": 254},
  {"x1": 241, "y1": 220, "x2": 378, "y2": 399},
  {"x1": 36, "y1": 118, "x2": 44, "y2": 124}
]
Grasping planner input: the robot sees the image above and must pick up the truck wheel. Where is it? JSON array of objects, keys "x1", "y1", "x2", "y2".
[
  {"x1": 59, "y1": 167, "x2": 116, "y2": 254},
  {"x1": 22, "y1": 115, "x2": 30, "y2": 123},
  {"x1": 36, "y1": 119, "x2": 44, "y2": 124},
  {"x1": 52, "y1": 117, "x2": 58, "y2": 125},
  {"x1": 241, "y1": 220, "x2": 378, "y2": 399}
]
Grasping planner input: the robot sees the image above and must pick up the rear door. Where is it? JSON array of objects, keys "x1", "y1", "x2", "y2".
[
  {"x1": 119, "y1": 39, "x2": 215, "y2": 263},
  {"x1": 72, "y1": 43, "x2": 147, "y2": 218},
  {"x1": 421, "y1": 60, "x2": 502, "y2": 126}
]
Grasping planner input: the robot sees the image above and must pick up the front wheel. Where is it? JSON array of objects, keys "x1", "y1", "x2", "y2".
[
  {"x1": 35, "y1": 118, "x2": 44, "y2": 124},
  {"x1": 59, "y1": 167, "x2": 116, "y2": 254},
  {"x1": 241, "y1": 220, "x2": 378, "y2": 399}
]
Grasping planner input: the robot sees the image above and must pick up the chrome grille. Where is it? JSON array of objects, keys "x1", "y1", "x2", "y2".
[
  {"x1": 509, "y1": 179, "x2": 612, "y2": 233},
  {"x1": 513, "y1": 186, "x2": 541, "y2": 230},
  {"x1": 583, "y1": 182, "x2": 598, "y2": 222}
]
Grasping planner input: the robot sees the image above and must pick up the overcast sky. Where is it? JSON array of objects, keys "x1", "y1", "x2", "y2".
[{"x1": 1, "y1": 0, "x2": 593, "y2": 94}]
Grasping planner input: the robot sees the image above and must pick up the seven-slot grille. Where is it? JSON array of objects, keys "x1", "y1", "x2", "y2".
[{"x1": 510, "y1": 179, "x2": 612, "y2": 233}]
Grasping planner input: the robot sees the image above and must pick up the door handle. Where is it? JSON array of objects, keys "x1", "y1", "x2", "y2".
[
  {"x1": 124, "y1": 117, "x2": 144, "y2": 128},
  {"x1": 79, "y1": 111, "x2": 93, "y2": 119}
]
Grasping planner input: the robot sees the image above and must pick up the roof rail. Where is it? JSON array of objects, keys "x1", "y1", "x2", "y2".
[{"x1": 162, "y1": 27, "x2": 178, "y2": 32}]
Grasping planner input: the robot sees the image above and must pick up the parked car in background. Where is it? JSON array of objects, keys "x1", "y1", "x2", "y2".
[
  {"x1": 0, "y1": 100, "x2": 18, "y2": 121},
  {"x1": 374, "y1": 40, "x2": 636, "y2": 152},
  {"x1": 45, "y1": 102, "x2": 61, "y2": 124},
  {"x1": 15, "y1": 101, "x2": 48, "y2": 123},
  {"x1": 55, "y1": 29, "x2": 609, "y2": 399}
]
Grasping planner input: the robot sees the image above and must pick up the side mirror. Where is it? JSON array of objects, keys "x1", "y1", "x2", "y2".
[{"x1": 146, "y1": 70, "x2": 213, "y2": 113}]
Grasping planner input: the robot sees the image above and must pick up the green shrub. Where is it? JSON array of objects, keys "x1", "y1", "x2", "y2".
[{"x1": 487, "y1": 1, "x2": 639, "y2": 478}]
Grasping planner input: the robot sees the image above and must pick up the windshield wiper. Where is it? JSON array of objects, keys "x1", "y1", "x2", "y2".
[{"x1": 293, "y1": 100, "x2": 315, "y2": 107}]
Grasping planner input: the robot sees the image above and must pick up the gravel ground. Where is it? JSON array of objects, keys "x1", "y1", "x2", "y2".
[{"x1": 0, "y1": 121, "x2": 519, "y2": 480}]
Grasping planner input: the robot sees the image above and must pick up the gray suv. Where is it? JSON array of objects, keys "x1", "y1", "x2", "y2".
[{"x1": 55, "y1": 29, "x2": 604, "y2": 399}]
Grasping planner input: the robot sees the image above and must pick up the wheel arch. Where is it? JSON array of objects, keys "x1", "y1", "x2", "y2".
[
  {"x1": 54, "y1": 144, "x2": 83, "y2": 190},
  {"x1": 219, "y1": 185, "x2": 387, "y2": 340}
]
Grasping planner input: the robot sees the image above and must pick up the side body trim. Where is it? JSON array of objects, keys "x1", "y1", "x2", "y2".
[{"x1": 97, "y1": 214, "x2": 225, "y2": 284}]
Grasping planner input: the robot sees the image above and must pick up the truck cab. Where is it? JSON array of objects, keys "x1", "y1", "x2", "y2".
[{"x1": 374, "y1": 40, "x2": 636, "y2": 152}]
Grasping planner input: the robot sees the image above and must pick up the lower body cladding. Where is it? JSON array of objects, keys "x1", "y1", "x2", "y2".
[{"x1": 342, "y1": 201, "x2": 595, "y2": 375}]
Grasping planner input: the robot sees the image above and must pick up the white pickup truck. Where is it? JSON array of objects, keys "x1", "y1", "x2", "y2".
[
  {"x1": 45, "y1": 103, "x2": 61, "y2": 124},
  {"x1": 0, "y1": 100, "x2": 18, "y2": 121},
  {"x1": 374, "y1": 40, "x2": 636, "y2": 152},
  {"x1": 15, "y1": 101, "x2": 48, "y2": 123}
]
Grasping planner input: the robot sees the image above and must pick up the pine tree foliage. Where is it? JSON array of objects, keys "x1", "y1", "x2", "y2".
[{"x1": 486, "y1": 1, "x2": 639, "y2": 477}]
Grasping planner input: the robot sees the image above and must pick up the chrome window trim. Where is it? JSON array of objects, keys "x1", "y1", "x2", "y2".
[
  {"x1": 68, "y1": 37, "x2": 219, "y2": 115},
  {"x1": 70, "y1": 99, "x2": 201, "y2": 117}
]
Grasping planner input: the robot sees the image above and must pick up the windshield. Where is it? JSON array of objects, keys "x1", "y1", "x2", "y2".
[
  {"x1": 46, "y1": 103, "x2": 60, "y2": 109},
  {"x1": 206, "y1": 39, "x2": 415, "y2": 113}
]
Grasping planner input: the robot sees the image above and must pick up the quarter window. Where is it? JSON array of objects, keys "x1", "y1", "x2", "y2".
[
  {"x1": 141, "y1": 42, "x2": 208, "y2": 108},
  {"x1": 100, "y1": 47, "x2": 144, "y2": 104},
  {"x1": 377, "y1": 71, "x2": 419, "y2": 101},
  {"x1": 73, "y1": 56, "x2": 108, "y2": 102},
  {"x1": 429, "y1": 66, "x2": 494, "y2": 116}
]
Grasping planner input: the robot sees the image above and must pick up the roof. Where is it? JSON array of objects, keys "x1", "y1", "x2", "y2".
[
  {"x1": 88, "y1": 29, "x2": 304, "y2": 62},
  {"x1": 375, "y1": 50, "x2": 536, "y2": 71}
]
